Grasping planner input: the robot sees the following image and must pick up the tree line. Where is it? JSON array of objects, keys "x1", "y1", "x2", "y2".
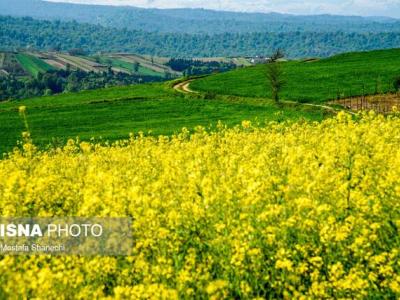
[
  {"x1": 0, "y1": 69, "x2": 163, "y2": 101},
  {"x1": 2, "y1": 16, "x2": 400, "y2": 58},
  {"x1": 2, "y1": 0, "x2": 400, "y2": 34}
]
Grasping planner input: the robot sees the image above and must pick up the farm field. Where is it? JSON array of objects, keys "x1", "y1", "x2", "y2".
[
  {"x1": 0, "y1": 53, "x2": 26, "y2": 76},
  {"x1": 0, "y1": 82, "x2": 327, "y2": 154},
  {"x1": 1, "y1": 3, "x2": 400, "y2": 298},
  {"x1": 1, "y1": 51, "x2": 252, "y2": 79},
  {"x1": 3, "y1": 48, "x2": 400, "y2": 154},
  {"x1": 196, "y1": 56, "x2": 253, "y2": 66},
  {"x1": 109, "y1": 53, "x2": 180, "y2": 76},
  {"x1": 0, "y1": 46, "x2": 400, "y2": 299},
  {"x1": 1, "y1": 112, "x2": 400, "y2": 298},
  {"x1": 191, "y1": 48, "x2": 400, "y2": 103},
  {"x1": 90, "y1": 56, "x2": 164, "y2": 77},
  {"x1": 15, "y1": 53, "x2": 55, "y2": 77},
  {"x1": 54, "y1": 53, "x2": 108, "y2": 73},
  {"x1": 27, "y1": 52, "x2": 69, "y2": 70}
]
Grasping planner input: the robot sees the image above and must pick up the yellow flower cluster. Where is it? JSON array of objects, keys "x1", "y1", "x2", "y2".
[{"x1": 0, "y1": 111, "x2": 399, "y2": 299}]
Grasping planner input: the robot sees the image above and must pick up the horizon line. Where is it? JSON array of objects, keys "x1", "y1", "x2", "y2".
[{"x1": 42, "y1": 0, "x2": 399, "y2": 20}]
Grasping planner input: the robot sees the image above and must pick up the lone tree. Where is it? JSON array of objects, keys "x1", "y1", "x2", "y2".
[
  {"x1": 266, "y1": 49, "x2": 285, "y2": 103},
  {"x1": 133, "y1": 62, "x2": 140, "y2": 74}
]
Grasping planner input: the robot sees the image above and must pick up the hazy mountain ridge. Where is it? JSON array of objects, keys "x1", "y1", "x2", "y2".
[
  {"x1": 0, "y1": 0, "x2": 399, "y2": 34},
  {"x1": 2, "y1": 15, "x2": 400, "y2": 58}
]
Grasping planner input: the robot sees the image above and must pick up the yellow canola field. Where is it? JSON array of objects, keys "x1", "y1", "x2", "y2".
[{"x1": 0, "y1": 112, "x2": 399, "y2": 299}]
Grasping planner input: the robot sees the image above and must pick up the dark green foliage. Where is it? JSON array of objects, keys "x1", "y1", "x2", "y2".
[
  {"x1": 0, "y1": 69, "x2": 164, "y2": 101},
  {"x1": 1, "y1": 0, "x2": 400, "y2": 34},
  {"x1": 2, "y1": 16, "x2": 400, "y2": 58},
  {"x1": 266, "y1": 50, "x2": 286, "y2": 102},
  {"x1": 133, "y1": 62, "x2": 140, "y2": 74},
  {"x1": 270, "y1": 49, "x2": 285, "y2": 62},
  {"x1": 266, "y1": 63, "x2": 285, "y2": 103}
]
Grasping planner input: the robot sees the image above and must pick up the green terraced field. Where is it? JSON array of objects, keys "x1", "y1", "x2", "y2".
[
  {"x1": 0, "y1": 82, "x2": 327, "y2": 154},
  {"x1": 97, "y1": 56, "x2": 164, "y2": 77},
  {"x1": 191, "y1": 48, "x2": 400, "y2": 103},
  {"x1": 15, "y1": 53, "x2": 56, "y2": 77}
]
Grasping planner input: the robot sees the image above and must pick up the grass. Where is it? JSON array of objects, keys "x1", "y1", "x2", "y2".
[
  {"x1": 15, "y1": 53, "x2": 56, "y2": 77},
  {"x1": 8, "y1": 48, "x2": 397, "y2": 154},
  {"x1": 0, "y1": 83, "x2": 327, "y2": 154},
  {"x1": 191, "y1": 48, "x2": 400, "y2": 103}
]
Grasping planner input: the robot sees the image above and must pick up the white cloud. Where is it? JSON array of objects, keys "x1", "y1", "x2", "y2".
[{"x1": 45, "y1": 0, "x2": 400, "y2": 18}]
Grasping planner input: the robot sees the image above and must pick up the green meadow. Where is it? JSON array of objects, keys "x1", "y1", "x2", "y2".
[
  {"x1": 0, "y1": 83, "x2": 326, "y2": 154},
  {"x1": 191, "y1": 49, "x2": 400, "y2": 103},
  {"x1": 3, "y1": 48, "x2": 400, "y2": 154}
]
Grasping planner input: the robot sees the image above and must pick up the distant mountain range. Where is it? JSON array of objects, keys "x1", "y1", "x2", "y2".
[{"x1": 0, "y1": 0, "x2": 399, "y2": 34}]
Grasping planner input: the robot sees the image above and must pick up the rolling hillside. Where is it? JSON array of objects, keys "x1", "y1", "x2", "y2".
[
  {"x1": 2, "y1": 48, "x2": 400, "y2": 154},
  {"x1": 0, "y1": 81, "x2": 326, "y2": 154},
  {"x1": 0, "y1": 50, "x2": 250, "y2": 79},
  {"x1": 191, "y1": 48, "x2": 400, "y2": 103},
  {"x1": 1, "y1": 2, "x2": 400, "y2": 297},
  {"x1": 0, "y1": 49, "x2": 252, "y2": 101},
  {"x1": 2, "y1": 15, "x2": 400, "y2": 58},
  {"x1": 1, "y1": 0, "x2": 399, "y2": 34}
]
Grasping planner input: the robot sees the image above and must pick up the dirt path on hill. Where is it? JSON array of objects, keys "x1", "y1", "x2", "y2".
[
  {"x1": 285, "y1": 100, "x2": 345, "y2": 114},
  {"x1": 173, "y1": 79, "x2": 198, "y2": 94},
  {"x1": 173, "y1": 78, "x2": 343, "y2": 114}
]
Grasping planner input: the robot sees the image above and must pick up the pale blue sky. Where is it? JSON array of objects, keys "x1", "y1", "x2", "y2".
[{"x1": 47, "y1": 0, "x2": 400, "y2": 18}]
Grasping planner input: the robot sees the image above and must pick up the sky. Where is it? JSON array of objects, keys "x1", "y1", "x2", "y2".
[{"x1": 46, "y1": 0, "x2": 400, "y2": 18}]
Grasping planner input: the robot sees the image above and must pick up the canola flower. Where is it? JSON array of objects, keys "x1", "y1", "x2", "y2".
[{"x1": 0, "y1": 111, "x2": 399, "y2": 299}]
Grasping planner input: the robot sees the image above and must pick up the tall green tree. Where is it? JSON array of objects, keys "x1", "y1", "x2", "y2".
[{"x1": 266, "y1": 49, "x2": 286, "y2": 103}]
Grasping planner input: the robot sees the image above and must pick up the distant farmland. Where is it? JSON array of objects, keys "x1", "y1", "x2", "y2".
[
  {"x1": 108, "y1": 53, "x2": 181, "y2": 76},
  {"x1": 0, "y1": 51, "x2": 181, "y2": 78},
  {"x1": 0, "y1": 50, "x2": 257, "y2": 80},
  {"x1": 16, "y1": 53, "x2": 55, "y2": 77},
  {"x1": 87, "y1": 56, "x2": 164, "y2": 76}
]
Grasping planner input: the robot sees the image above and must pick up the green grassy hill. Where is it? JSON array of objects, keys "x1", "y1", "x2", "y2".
[
  {"x1": 191, "y1": 49, "x2": 400, "y2": 103},
  {"x1": 4, "y1": 48, "x2": 399, "y2": 154},
  {"x1": 0, "y1": 81, "x2": 326, "y2": 154}
]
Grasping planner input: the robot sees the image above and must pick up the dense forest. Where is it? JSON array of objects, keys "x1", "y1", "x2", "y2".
[
  {"x1": 1, "y1": 0, "x2": 400, "y2": 34},
  {"x1": 0, "y1": 69, "x2": 163, "y2": 101},
  {"x1": 2, "y1": 16, "x2": 400, "y2": 58}
]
